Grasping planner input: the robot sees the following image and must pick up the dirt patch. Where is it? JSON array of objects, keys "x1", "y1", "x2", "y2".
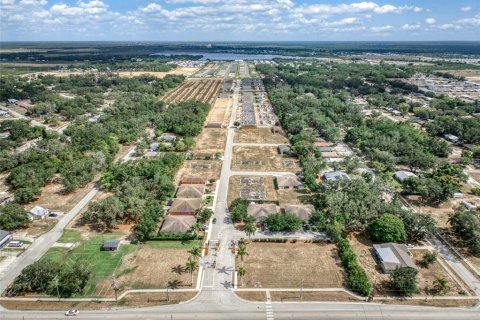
[
  {"x1": 237, "y1": 242, "x2": 345, "y2": 289},
  {"x1": 232, "y1": 146, "x2": 299, "y2": 172},
  {"x1": 234, "y1": 291, "x2": 265, "y2": 301},
  {"x1": 271, "y1": 291, "x2": 358, "y2": 302},
  {"x1": 276, "y1": 189, "x2": 311, "y2": 206},
  {"x1": 191, "y1": 128, "x2": 227, "y2": 155},
  {"x1": 114, "y1": 245, "x2": 199, "y2": 292},
  {"x1": 377, "y1": 298, "x2": 479, "y2": 308},
  {"x1": 0, "y1": 172, "x2": 10, "y2": 195},
  {"x1": 206, "y1": 97, "x2": 231, "y2": 127},
  {"x1": 228, "y1": 175, "x2": 277, "y2": 205},
  {"x1": 174, "y1": 160, "x2": 222, "y2": 186},
  {"x1": 21, "y1": 219, "x2": 57, "y2": 238},
  {"x1": 234, "y1": 128, "x2": 288, "y2": 144},
  {"x1": 116, "y1": 67, "x2": 198, "y2": 78}
]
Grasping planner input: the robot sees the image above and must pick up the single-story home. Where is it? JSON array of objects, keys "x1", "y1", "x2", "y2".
[
  {"x1": 169, "y1": 198, "x2": 202, "y2": 215},
  {"x1": 283, "y1": 204, "x2": 315, "y2": 221},
  {"x1": 276, "y1": 174, "x2": 304, "y2": 190},
  {"x1": 444, "y1": 134, "x2": 459, "y2": 143},
  {"x1": 176, "y1": 184, "x2": 205, "y2": 198},
  {"x1": 373, "y1": 243, "x2": 417, "y2": 274},
  {"x1": 324, "y1": 171, "x2": 350, "y2": 181},
  {"x1": 247, "y1": 203, "x2": 277, "y2": 222},
  {"x1": 394, "y1": 171, "x2": 417, "y2": 183},
  {"x1": 180, "y1": 176, "x2": 206, "y2": 185},
  {"x1": 277, "y1": 145, "x2": 291, "y2": 155},
  {"x1": 160, "y1": 215, "x2": 196, "y2": 233},
  {"x1": 102, "y1": 240, "x2": 121, "y2": 251},
  {"x1": 29, "y1": 206, "x2": 50, "y2": 220},
  {"x1": 0, "y1": 230, "x2": 12, "y2": 248}
]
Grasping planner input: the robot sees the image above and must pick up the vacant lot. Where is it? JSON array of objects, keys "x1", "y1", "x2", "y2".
[
  {"x1": 232, "y1": 146, "x2": 298, "y2": 172},
  {"x1": 192, "y1": 128, "x2": 227, "y2": 155},
  {"x1": 174, "y1": 160, "x2": 222, "y2": 185},
  {"x1": 117, "y1": 67, "x2": 198, "y2": 78},
  {"x1": 277, "y1": 189, "x2": 311, "y2": 206},
  {"x1": 228, "y1": 175, "x2": 277, "y2": 205},
  {"x1": 115, "y1": 241, "x2": 200, "y2": 293},
  {"x1": 162, "y1": 79, "x2": 222, "y2": 106},
  {"x1": 234, "y1": 128, "x2": 288, "y2": 144},
  {"x1": 237, "y1": 242, "x2": 344, "y2": 288},
  {"x1": 206, "y1": 97, "x2": 231, "y2": 127}
]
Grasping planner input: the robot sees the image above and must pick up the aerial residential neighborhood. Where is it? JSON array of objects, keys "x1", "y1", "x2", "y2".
[{"x1": 0, "y1": 1, "x2": 480, "y2": 319}]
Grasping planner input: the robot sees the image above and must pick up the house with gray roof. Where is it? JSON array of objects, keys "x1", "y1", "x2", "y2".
[
  {"x1": 394, "y1": 171, "x2": 417, "y2": 183},
  {"x1": 324, "y1": 171, "x2": 350, "y2": 181},
  {"x1": 373, "y1": 243, "x2": 417, "y2": 273},
  {"x1": 0, "y1": 230, "x2": 12, "y2": 248}
]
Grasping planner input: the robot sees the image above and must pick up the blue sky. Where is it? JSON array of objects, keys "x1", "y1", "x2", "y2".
[{"x1": 0, "y1": 0, "x2": 479, "y2": 41}]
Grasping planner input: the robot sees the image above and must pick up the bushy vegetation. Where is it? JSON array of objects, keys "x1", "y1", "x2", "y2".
[
  {"x1": 0, "y1": 203, "x2": 30, "y2": 231},
  {"x1": 229, "y1": 198, "x2": 249, "y2": 223},
  {"x1": 449, "y1": 207, "x2": 480, "y2": 256},
  {"x1": 368, "y1": 214, "x2": 407, "y2": 243},
  {"x1": 264, "y1": 213, "x2": 303, "y2": 232},
  {"x1": 389, "y1": 267, "x2": 418, "y2": 296}
]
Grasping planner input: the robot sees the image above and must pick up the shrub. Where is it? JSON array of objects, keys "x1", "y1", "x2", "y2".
[
  {"x1": 389, "y1": 267, "x2": 418, "y2": 296},
  {"x1": 368, "y1": 214, "x2": 407, "y2": 243},
  {"x1": 421, "y1": 251, "x2": 437, "y2": 267}
]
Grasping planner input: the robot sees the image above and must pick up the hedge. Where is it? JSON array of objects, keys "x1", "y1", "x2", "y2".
[{"x1": 149, "y1": 233, "x2": 198, "y2": 241}]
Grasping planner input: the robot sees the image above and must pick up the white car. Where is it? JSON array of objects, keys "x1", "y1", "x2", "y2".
[{"x1": 65, "y1": 309, "x2": 79, "y2": 316}]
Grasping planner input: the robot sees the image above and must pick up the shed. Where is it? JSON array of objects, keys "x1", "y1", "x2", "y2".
[
  {"x1": 0, "y1": 230, "x2": 12, "y2": 248},
  {"x1": 160, "y1": 215, "x2": 196, "y2": 233},
  {"x1": 283, "y1": 204, "x2": 315, "y2": 221},
  {"x1": 169, "y1": 198, "x2": 202, "y2": 215},
  {"x1": 444, "y1": 134, "x2": 459, "y2": 143},
  {"x1": 324, "y1": 171, "x2": 350, "y2": 181},
  {"x1": 28, "y1": 206, "x2": 49, "y2": 220},
  {"x1": 394, "y1": 171, "x2": 417, "y2": 183},
  {"x1": 247, "y1": 203, "x2": 277, "y2": 222},
  {"x1": 277, "y1": 145, "x2": 291, "y2": 155},
  {"x1": 276, "y1": 174, "x2": 304, "y2": 190},
  {"x1": 373, "y1": 243, "x2": 417, "y2": 274},
  {"x1": 176, "y1": 184, "x2": 205, "y2": 198},
  {"x1": 102, "y1": 240, "x2": 121, "y2": 251}
]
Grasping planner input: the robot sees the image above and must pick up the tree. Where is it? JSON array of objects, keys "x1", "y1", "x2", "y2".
[
  {"x1": 10, "y1": 260, "x2": 60, "y2": 295},
  {"x1": 237, "y1": 242, "x2": 248, "y2": 267},
  {"x1": 395, "y1": 210, "x2": 437, "y2": 242},
  {"x1": 264, "y1": 213, "x2": 303, "y2": 232},
  {"x1": 244, "y1": 222, "x2": 256, "y2": 239},
  {"x1": 82, "y1": 196, "x2": 125, "y2": 231},
  {"x1": 229, "y1": 198, "x2": 248, "y2": 222},
  {"x1": 449, "y1": 207, "x2": 480, "y2": 256},
  {"x1": 196, "y1": 207, "x2": 213, "y2": 223},
  {"x1": 237, "y1": 266, "x2": 246, "y2": 286},
  {"x1": 192, "y1": 222, "x2": 202, "y2": 240},
  {"x1": 368, "y1": 214, "x2": 407, "y2": 243},
  {"x1": 389, "y1": 267, "x2": 418, "y2": 296},
  {"x1": 185, "y1": 258, "x2": 199, "y2": 286},
  {"x1": 188, "y1": 246, "x2": 202, "y2": 261},
  {"x1": 433, "y1": 277, "x2": 450, "y2": 295},
  {"x1": 0, "y1": 203, "x2": 30, "y2": 231}
]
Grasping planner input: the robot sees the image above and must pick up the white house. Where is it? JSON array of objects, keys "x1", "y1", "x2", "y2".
[{"x1": 28, "y1": 206, "x2": 50, "y2": 220}]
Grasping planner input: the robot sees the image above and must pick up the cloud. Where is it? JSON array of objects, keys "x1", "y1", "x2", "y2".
[
  {"x1": 370, "y1": 25, "x2": 393, "y2": 32},
  {"x1": 295, "y1": 2, "x2": 423, "y2": 16},
  {"x1": 51, "y1": 1, "x2": 109, "y2": 16},
  {"x1": 425, "y1": 18, "x2": 436, "y2": 25},
  {"x1": 458, "y1": 14, "x2": 480, "y2": 27},
  {"x1": 460, "y1": 6, "x2": 472, "y2": 12},
  {"x1": 438, "y1": 24, "x2": 457, "y2": 30},
  {"x1": 402, "y1": 23, "x2": 421, "y2": 31}
]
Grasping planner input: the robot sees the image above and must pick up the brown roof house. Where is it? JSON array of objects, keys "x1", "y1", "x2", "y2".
[
  {"x1": 169, "y1": 198, "x2": 202, "y2": 215},
  {"x1": 277, "y1": 174, "x2": 304, "y2": 190},
  {"x1": 283, "y1": 204, "x2": 315, "y2": 221},
  {"x1": 160, "y1": 215, "x2": 196, "y2": 233},
  {"x1": 180, "y1": 176, "x2": 206, "y2": 185},
  {"x1": 373, "y1": 243, "x2": 417, "y2": 274},
  {"x1": 247, "y1": 203, "x2": 277, "y2": 222},
  {"x1": 176, "y1": 185, "x2": 205, "y2": 198}
]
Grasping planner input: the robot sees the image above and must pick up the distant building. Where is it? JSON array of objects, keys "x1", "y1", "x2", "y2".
[
  {"x1": 28, "y1": 206, "x2": 50, "y2": 220},
  {"x1": 324, "y1": 171, "x2": 350, "y2": 181},
  {"x1": 102, "y1": 240, "x2": 121, "y2": 251},
  {"x1": 394, "y1": 171, "x2": 417, "y2": 183},
  {"x1": 160, "y1": 133, "x2": 177, "y2": 142},
  {"x1": 373, "y1": 243, "x2": 417, "y2": 274}
]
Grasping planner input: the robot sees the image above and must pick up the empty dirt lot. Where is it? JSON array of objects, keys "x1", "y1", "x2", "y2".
[
  {"x1": 162, "y1": 79, "x2": 223, "y2": 105},
  {"x1": 234, "y1": 127, "x2": 289, "y2": 144},
  {"x1": 237, "y1": 242, "x2": 345, "y2": 288},
  {"x1": 192, "y1": 128, "x2": 227, "y2": 155},
  {"x1": 227, "y1": 175, "x2": 277, "y2": 205},
  {"x1": 232, "y1": 146, "x2": 299, "y2": 172},
  {"x1": 174, "y1": 160, "x2": 222, "y2": 185},
  {"x1": 276, "y1": 189, "x2": 311, "y2": 206},
  {"x1": 206, "y1": 97, "x2": 231, "y2": 127}
]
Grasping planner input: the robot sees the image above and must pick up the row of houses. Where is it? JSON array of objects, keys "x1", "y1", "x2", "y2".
[
  {"x1": 246, "y1": 202, "x2": 315, "y2": 223},
  {"x1": 314, "y1": 139, "x2": 354, "y2": 163}
]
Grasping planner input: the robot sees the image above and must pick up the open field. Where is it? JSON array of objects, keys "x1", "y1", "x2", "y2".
[
  {"x1": 116, "y1": 67, "x2": 198, "y2": 78},
  {"x1": 234, "y1": 127, "x2": 289, "y2": 144},
  {"x1": 236, "y1": 242, "x2": 345, "y2": 288},
  {"x1": 115, "y1": 241, "x2": 200, "y2": 292},
  {"x1": 206, "y1": 97, "x2": 231, "y2": 127},
  {"x1": 162, "y1": 79, "x2": 223, "y2": 105},
  {"x1": 191, "y1": 128, "x2": 227, "y2": 155},
  {"x1": 227, "y1": 175, "x2": 277, "y2": 205},
  {"x1": 232, "y1": 146, "x2": 299, "y2": 172},
  {"x1": 439, "y1": 69, "x2": 480, "y2": 84},
  {"x1": 174, "y1": 160, "x2": 222, "y2": 185}
]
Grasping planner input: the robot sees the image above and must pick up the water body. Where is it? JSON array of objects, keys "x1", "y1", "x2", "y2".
[{"x1": 152, "y1": 51, "x2": 301, "y2": 61}]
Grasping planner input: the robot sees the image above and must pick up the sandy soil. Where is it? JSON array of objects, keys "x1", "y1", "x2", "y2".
[
  {"x1": 227, "y1": 175, "x2": 277, "y2": 205},
  {"x1": 234, "y1": 127, "x2": 289, "y2": 144},
  {"x1": 232, "y1": 146, "x2": 299, "y2": 172}
]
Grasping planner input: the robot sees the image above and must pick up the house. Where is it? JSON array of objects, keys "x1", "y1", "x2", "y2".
[
  {"x1": 247, "y1": 203, "x2": 277, "y2": 222},
  {"x1": 102, "y1": 240, "x2": 121, "y2": 251},
  {"x1": 180, "y1": 176, "x2": 206, "y2": 185},
  {"x1": 160, "y1": 133, "x2": 177, "y2": 142},
  {"x1": 394, "y1": 171, "x2": 417, "y2": 183},
  {"x1": 276, "y1": 174, "x2": 304, "y2": 190},
  {"x1": 444, "y1": 134, "x2": 460, "y2": 143},
  {"x1": 0, "y1": 230, "x2": 12, "y2": 248},
  {"x1": 277, "y1": 145, "x2": 291, "y2": 155},
  {"x1": 0, "y1": 195, "x2": 12, "y2": 206},
  {"x1": 160, "y1": 215, "x2": 196, "y2": 233},
  {"x1": 324, "y1": 171, "x2": 350, "y2": 181},
  {"x1": 176, "y1": 184, "x2": 205, "y2": 198},
  {"x1": 373, "y1": 243, "x2": 417, "y2": 274},
  {"x1": 16, "y1": 100, "x2": 32, "y2": 109},
  {"x1": 283, "y1": 204, "x2": 315, "y2": 221},
  {"x1": 169, "y1": 198, "x2": 202, "y2": 215},
  {"x1": 28, "y1": 206, "x2": 50, "y2": 220}
]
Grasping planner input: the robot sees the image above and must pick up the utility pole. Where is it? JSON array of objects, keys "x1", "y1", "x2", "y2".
[{"x1": 111, "y1": 274, "x2": 118, "y2": 301}]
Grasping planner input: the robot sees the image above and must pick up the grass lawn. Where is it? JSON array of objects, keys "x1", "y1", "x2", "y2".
[
  {"x1": 42, "y1": 232, "x2": 137, "y2": 297},
  {"x1": 145, "y1": 240, "x2": 201, "y2": 249},
  {"x1": 57, "y1": 229, "x2": 83, "y2": 243}
]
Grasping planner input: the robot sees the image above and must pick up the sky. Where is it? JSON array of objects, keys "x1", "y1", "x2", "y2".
[{"x1": 0, "y1": 0, "x2": 479, "y2": 41}]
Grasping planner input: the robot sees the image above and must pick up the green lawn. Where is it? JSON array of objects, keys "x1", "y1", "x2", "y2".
[
  {"x1": 42, "y1": 232, "x2": 137, "y2": 297},
  {"x1": 57, "y1": 229, "x2": 83, "y2": 243},
  {"x1": 145, "y1": 240, "x2": 202, "y2": 249}
]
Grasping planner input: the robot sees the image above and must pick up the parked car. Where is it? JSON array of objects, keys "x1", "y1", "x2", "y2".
[
  {"x1": 65, "y1": 309, "x2": 79, "y2": 316},
  {"x1": 7, "y1": 241, "x2": 23, "y2": 248},
  {"x1": 212, "y1": 218, "x2": 217, "y2": 224},
  {"x1": 48, "y1": 213, "x2": 58, "y2": 218}
]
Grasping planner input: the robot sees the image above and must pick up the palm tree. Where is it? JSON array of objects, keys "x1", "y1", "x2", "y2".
[
  {"x1": 185, "y1": 258, "x2": 199, "y2": 286},
  {"x1": 188, "y1": 246, "x2": 202, "y2": 261},
  {"x1": 237, "y1": 242, "x2": 248, "y2": 267},
  {"x1": 433, "y1": 277, "x2": 450, "y2": 295},
  {"x1": 244, "y1": 222, "x2": 256, "y2": 239},
  {"x1": 237, "y1": 266, "x2": 246, "y2": 287},
  {"x1": 192, "y1": 222, "x2": 202, "y2": 240}
]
